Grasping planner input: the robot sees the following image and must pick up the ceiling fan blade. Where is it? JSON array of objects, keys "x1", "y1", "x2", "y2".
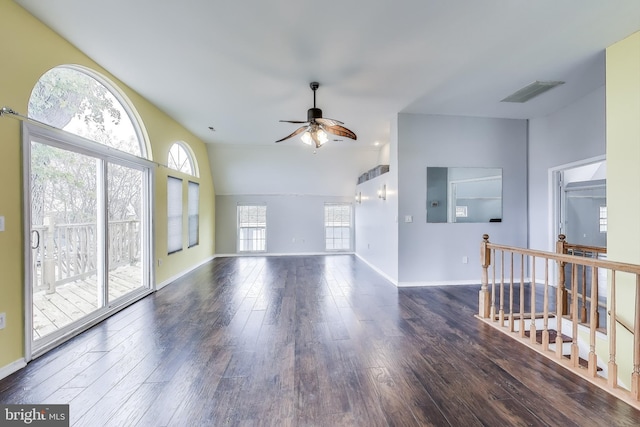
[
  {"x1": 279, "y1": 120, "x2": 309, "y2": 124},
  {"x1": 275, "y1": 126, "x2": 307, "y2": 143},
  {"x1": 323, "y1": 124, "x2": 357, "y2": 140},
  {"x1": 316, "y1": 117, "x2": 343, "y2": 126}
]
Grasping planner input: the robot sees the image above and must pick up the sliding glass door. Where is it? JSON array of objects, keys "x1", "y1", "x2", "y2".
[
  {"x1": 25, "y1": 124, "x2": 152, "y2": 357},
  {"x1": 30, "y1": 141, "x2": 102, "y2": 340}
]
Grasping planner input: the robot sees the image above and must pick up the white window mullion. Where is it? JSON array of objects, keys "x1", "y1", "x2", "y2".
[{"x1": 97, "y1": 159, "x2": 108, "y2": 308}]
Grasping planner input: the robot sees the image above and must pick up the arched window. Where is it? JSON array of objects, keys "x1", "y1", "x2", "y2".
[
  {"x1": 168, "y1": 141, "x2": 198, "y2": 176},
  {"x1": 24, "y1": 64, "x2": 153, "y2": 356},
  {"x1": 166, "y1": 141, "x2": 200, "y2": 252},
  {"x1": 28, "y1": 65, "x2": 148, "y2": 158}
]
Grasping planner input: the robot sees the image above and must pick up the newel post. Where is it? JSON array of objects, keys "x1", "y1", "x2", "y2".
[
  {"x1": 479, "y1": 234, "x2": 491, "y2": 318},
  {"x1": 556, "y1": 234, "x2": 568, "y2": 316}
]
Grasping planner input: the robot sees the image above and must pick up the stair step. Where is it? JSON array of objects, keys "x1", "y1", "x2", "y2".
[
  {"x1": 495, "y1": 313, "x2": 556, "y2": 321},
  {"x1": 523, "y1": 329, "x2": 604, "y2": 372},
  {"x1": 524, "y1": 329, "x2": 572, "y2": 344},
  {"x1": 562, "y1": 354, "x2": 603, "y2": 372}
]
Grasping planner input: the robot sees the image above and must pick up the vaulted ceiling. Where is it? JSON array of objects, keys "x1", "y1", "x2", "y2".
[{"x1": 15, "y1": 0, "x2": 640, "y2": 149}]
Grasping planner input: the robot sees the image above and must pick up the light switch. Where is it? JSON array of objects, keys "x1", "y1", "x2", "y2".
[
  {"x1": 0, "y1": 216, "x2": 4, "y2": 232},
  {"x1": 404, "y1": 215, "x2": 413, "y2": 223}
]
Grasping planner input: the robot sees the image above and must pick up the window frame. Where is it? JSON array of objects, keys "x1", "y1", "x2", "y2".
[
  {"x1": 324, "y1": 203, "x2": 352, "y2": 252},
  {"x1": 188, "y1": 181, "x2": 200, "y2": 248},
  {"x1": 599, "y1": 205, "x2": 607, "y2": 233},
  {"x1": 168, "y1": 141, "x2": 198, "y2": 177},
  {"x1": 237, "y1": 203, "x2": 267, "y2": 253},
  {"x1": 29, "y1": 64, "x2": 149, "y2": 159},
  {"x1": 167, "y1": 176, "x2": 183, "y2": 254}
]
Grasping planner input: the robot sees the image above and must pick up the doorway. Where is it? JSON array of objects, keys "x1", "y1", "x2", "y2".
[
  {"x1": 553, "y1": 159, "x2": 607, "y2": 246},
  {"x1": 552, "y1": 158, "x2": 607, "y2": 307}
]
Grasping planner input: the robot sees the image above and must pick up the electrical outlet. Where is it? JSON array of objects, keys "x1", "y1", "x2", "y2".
[{"x1": 0, "y1": 313, "x2": 6, "y2": 330}]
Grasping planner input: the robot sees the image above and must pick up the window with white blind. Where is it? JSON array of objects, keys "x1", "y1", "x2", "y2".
[
  {"x1": 188, "y1": 181, "x2": 199, "y2": 247},
  {"x1": 599, "y1": 205, "x2": 607, "y2": 233},
  {"x1": 237, "y1": 204, "x2": 267, "y2": 252},
  {"x1": 325, "y1": 203, "x2": 352, "y2": 251},
  {"x1": 167, "y1": 176, "x2": 183, "y2": 254}
]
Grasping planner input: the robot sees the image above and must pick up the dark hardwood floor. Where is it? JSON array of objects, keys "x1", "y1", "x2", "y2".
[{"x1": 1, "y1": 255, "x2": 638, "y2": 426}]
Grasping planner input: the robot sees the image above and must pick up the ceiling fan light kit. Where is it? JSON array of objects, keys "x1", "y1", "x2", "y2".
[{"x1": 276, "y1": 82, "x2": 357, "y2": 149}]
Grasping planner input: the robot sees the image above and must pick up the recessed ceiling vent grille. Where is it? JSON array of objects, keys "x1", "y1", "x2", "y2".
[{"x1": 501, "y1": 80, "x2": 565, "y2": 103}]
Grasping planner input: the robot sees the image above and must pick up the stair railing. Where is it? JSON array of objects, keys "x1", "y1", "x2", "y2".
[
  {"x1": 556, "y1": 234, "x2": 607, "y2": 328},
  {"x1": 478, "y1": 234, "x2": 640, "y2": 408}
]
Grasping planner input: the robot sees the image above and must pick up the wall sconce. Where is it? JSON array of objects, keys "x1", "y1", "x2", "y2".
[
  {"x1": 355, "y1": 192, "x2": 362, "y2": 204},
  {"x1": 377, "y1": 185, "x2": 386, "y2": 201}
]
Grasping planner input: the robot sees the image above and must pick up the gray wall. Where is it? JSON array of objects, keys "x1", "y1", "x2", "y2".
[
  {"x1": 397, "y1": 113, "x2": 528, "y2": 285},
  {"x1": 354, "y1": 117, "x2": 399, "y2": 283},
  {"x1": 528, "y1": 86, "x2": 606, "y2": 252},
  {"x1": 216, "y1": 194, "x2": 354, "y2": 254},
  {"x1": 207, "y1": 143, "x2": 378, "y2": 196},
  {"x1": 208, "y1": 142, "x2": 379, "y2": 255}
]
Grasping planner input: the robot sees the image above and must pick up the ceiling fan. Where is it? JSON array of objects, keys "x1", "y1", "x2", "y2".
[{"x1": 276, "y1": 82, "x2": 357, "y2": 148}]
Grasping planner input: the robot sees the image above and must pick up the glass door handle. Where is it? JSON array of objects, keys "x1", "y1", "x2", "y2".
[{"x1": 31, "y1": 230, "x2": 40, "y2": 250}]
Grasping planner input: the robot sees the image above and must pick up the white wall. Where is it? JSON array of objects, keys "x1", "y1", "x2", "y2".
[
  {"x1": 355, "y1": 117, "x2": 399, "y2": 283},
  {"x1": 207, "y1": 143, "x2": 378, "y2": 196},
  {"x1": 216, "y1": 194, "x2": 354, "y2": 254},
  {"x1": 528, "y1": 86, "x2": 606, "y2": 252},
  {"x1": 396, "y1": 114, "x2": 528, "y2": 285},
  {"x1": 208, "y1": 142, "x2": 380, "y2": 254}
]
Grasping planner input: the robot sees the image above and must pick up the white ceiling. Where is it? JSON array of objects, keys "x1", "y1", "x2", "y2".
[{"x1": 15, "y1": 0, "x2": 640, "y2": 149}]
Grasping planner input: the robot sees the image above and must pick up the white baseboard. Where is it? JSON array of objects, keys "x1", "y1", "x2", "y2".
[
  {"x1": 0, "y1": 358, "x2": 27, "y2": 381},
  {"x1": 354, "y1": 254, "x2": 398, "y2": 286},
  {"x1": 397, "y1": 280, "x2": 481, "y2": 287},
  {"x1": 156, "y1": 255, "x2": 216, "y2": 290},
  {"x1": 215, "y1": 252, "x2": 354, "y2": 258}
]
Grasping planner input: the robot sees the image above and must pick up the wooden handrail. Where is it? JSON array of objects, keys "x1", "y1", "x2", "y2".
[
  {"x1": 609, "y1": 311, "x2": 634, "y2": 335},
  {"x1": 487, "y1": 242, "x2": 640, "y2": 275},
  {"x1": 478, "y1": 234, "x2": 640, "y2": 408},
  {"x1": 564, "y1": 244, "x2": 607, "y2": 254},
  {"x1": 558, "y1": 233, "x2": 607, "y2": 255}
]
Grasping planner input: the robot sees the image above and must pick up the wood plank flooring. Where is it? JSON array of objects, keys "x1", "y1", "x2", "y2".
[{"x1": 1, "y1": 255, "x2": 639, "y2": 426}]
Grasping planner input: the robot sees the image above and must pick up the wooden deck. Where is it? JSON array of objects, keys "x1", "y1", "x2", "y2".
[{"x1": 33, "y1": 264, "x2": 142, "y2": 339}]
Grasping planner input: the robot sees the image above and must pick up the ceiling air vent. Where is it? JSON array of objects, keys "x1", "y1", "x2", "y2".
[{"x1": 501, "y1": 80, "x2": 565, "y2": 103}]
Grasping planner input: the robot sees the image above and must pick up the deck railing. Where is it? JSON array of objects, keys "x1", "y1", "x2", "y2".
[
  {"x1": 478, "y1": 234, "x2": 640, "y2": 408},
  {"x1": 32, "y1": 218, "x2": 140, "y2": 293}
]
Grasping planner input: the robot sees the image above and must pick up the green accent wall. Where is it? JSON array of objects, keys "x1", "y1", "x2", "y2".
[
  {"x1": 0, "y1": 2, "x2": 215, "y2": 369},
  {"x1": 606, "y1": 30, "x2": 640, "y2": 389}
]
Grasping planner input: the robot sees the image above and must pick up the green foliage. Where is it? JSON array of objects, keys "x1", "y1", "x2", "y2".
[
  {"x1": 28, "y1": 66, "x2": 144, "y2": 227},
  {"x1": 28, "y1": 67, "x2": 121, "y2": 132}
]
